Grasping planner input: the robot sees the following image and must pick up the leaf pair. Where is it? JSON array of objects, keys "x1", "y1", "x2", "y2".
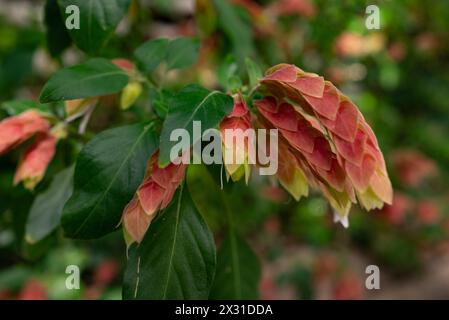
[{"x1": 39, "y1": 36, "x2": 200, "y2": 104}]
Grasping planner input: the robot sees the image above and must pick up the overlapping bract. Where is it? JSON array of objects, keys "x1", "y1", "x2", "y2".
[
  {"x1": 256, "y1": 64, "x2": 392, "y2": 220},
  {"x1": 0, "y1": 110, "x2": 49, "y2": 155},
  {"x1": 122, "y1": 151, "x2": 186, "y2": 245},
  {"x1": 0, "y1": 110, "x2": 58, "y2": 189},
  {"x1": 14, "y1": 133, "x2": 57, "y2": 190},
  {"x1": 220, "y1": 94, "x2": 253, "y2": 183}
]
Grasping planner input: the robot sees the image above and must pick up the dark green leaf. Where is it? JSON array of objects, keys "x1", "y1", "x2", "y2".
[
  {"x1": 61, "y1": 123, "x2": 158, "y2": 239},
  {"x1": 45, "y1": 0, "x2": 72, "y2": 57},
  {"x1": 166, "y1": 37, "x2": 200, "y2": 70},
  {"x1": 158, "y1": 84, "x2": 233, "y2": 166},
  {"x1": 186, "y1": 164, "x2": 228, "y2": 231},
  {"x1": 58, "y1": 0, "x2": 132, "y2": 54},
  {"x1": 209, "y1": 232, "x2": 261, "y2": 299},
  {"x1": 39, "y1": 58, "x2": 129, "y2": 103},
  {"x1": 25, "y1": 166, "x2": 74, "y2": 244},
  {"x1": 134, "y1": 38, "x2": 169, "y2": 73},
  {"x1": 123, "y1": 185, "x2": 216, "y2": 299}
]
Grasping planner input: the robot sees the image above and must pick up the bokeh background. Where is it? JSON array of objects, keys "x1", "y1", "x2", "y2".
[{"x1": 1, "y1": 0, "x2": 449, "y2": 299}]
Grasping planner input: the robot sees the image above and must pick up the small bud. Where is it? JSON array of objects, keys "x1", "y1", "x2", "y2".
[
  {"x1": 120, "y1": 82, "x2": 143, "y2": 110},
  {"x1": 50, "y1": 123, "x2": 68, "y2": 140},
  {"x1": 112, "y1": 58, "x2": 135, "y2": 73}
]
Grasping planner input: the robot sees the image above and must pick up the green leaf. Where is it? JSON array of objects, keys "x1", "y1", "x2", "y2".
[
  {"x1": 61, "y1": 123, "x2": 158, "y2": 239},
  {"x1": 211, "y1": 0, "x2": 254, "y2": 64},
  {"x1": 196, "y1": 0, "x2": 217, "y2": 36},
  {"x1": 134, "y1": 38, "x2": 169, "y2": 73},
  {"x1": 134, "y1": 37, "x2": 199, "y2": 73},
  {"x1": 209, "y1": 232, "x2": 261, "y2": 299},
  {"x1": 158, "y1": 84, "x2": 233, "y2": 166},
  {"x1": 149, "y1": 88, "x2": 173, "y2": 118},
  {"x1": 0, "y1": 267, "x2": 31, "y2": 291},
  {"x1": 123, "y1": 184, "x2": 216, "y2": 299},
  {"x1": 166, "y1": 37, "x2": 200, "y2": 70},
  {"x1": 25, "y1": 166, "x2": 74, "y2": 244},
  {"x1": 217, "y1": 56, "x2": 241, "y2": 92},
  {"x1": 45, "y1": 0, "x2": 72, "y2": 57},
  {"x1": 1, "y1": 100, "x2": 51, "y2": 116},
  {"x1": 58, "y1": 0, "x2": 132, "y2": 54},
  {"x1": 245, "y1": 57, "x2": 262, "y2": 89},
  {"x1": 39, "y1": 58, "x2": 129, "y2": 103},
  {"x1": 186, "y1": 164, "x2": 228, "y2": 231}
]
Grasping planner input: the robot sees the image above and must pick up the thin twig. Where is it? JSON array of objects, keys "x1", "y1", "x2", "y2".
[{"x1": 78, "y1": 104, "x2": 95, "y2": 134}]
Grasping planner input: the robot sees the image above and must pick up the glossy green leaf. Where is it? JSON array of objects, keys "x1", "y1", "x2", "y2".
[
  {"x1": 61, "y1": 123, "x2": 158, "y2": 239},
  {"x1": 186, "y1": 164, "x2": 228, "y2": 231},
  {"x1": 166, "y1": 37, "x2": 200, "y2": 70},
  {"x1": 39, "y1": 58, "x2": 129, "y2": 103},
  {"x1": 158, "y1": 84, "x2": 233, "y2": 166},
  {"x1": 134, "y1": 38, "x2": 169, "y2": 73},
  {"x1": 123, "y1": 184, "x2": 216, "y2": 299},
  {"x1": 58, "y1": 0, "x2": 132, "y2": 54},
  {"x1": 25, "y1": 166, "x2": 74, "y2": 244},
  {"x1": 209, "y1": 232, "x2": 261, "y2": 299}
]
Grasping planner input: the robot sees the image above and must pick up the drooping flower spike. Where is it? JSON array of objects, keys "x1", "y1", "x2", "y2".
[
  {"x1": 256, "y1": 64, "x2": 393, "y2": 222},
  {"x1": 0, "y1": 110, "x2": 50, "y2": 155},
  {"x1": 0, "y1": 110, "x2": 61, "y2": 190},
  {"x1": 256, "y1": 96, "x2": 355, "y2": 218},
  {"x1": 122, "y1": 151, "x2": 186, "y2": 245}
]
